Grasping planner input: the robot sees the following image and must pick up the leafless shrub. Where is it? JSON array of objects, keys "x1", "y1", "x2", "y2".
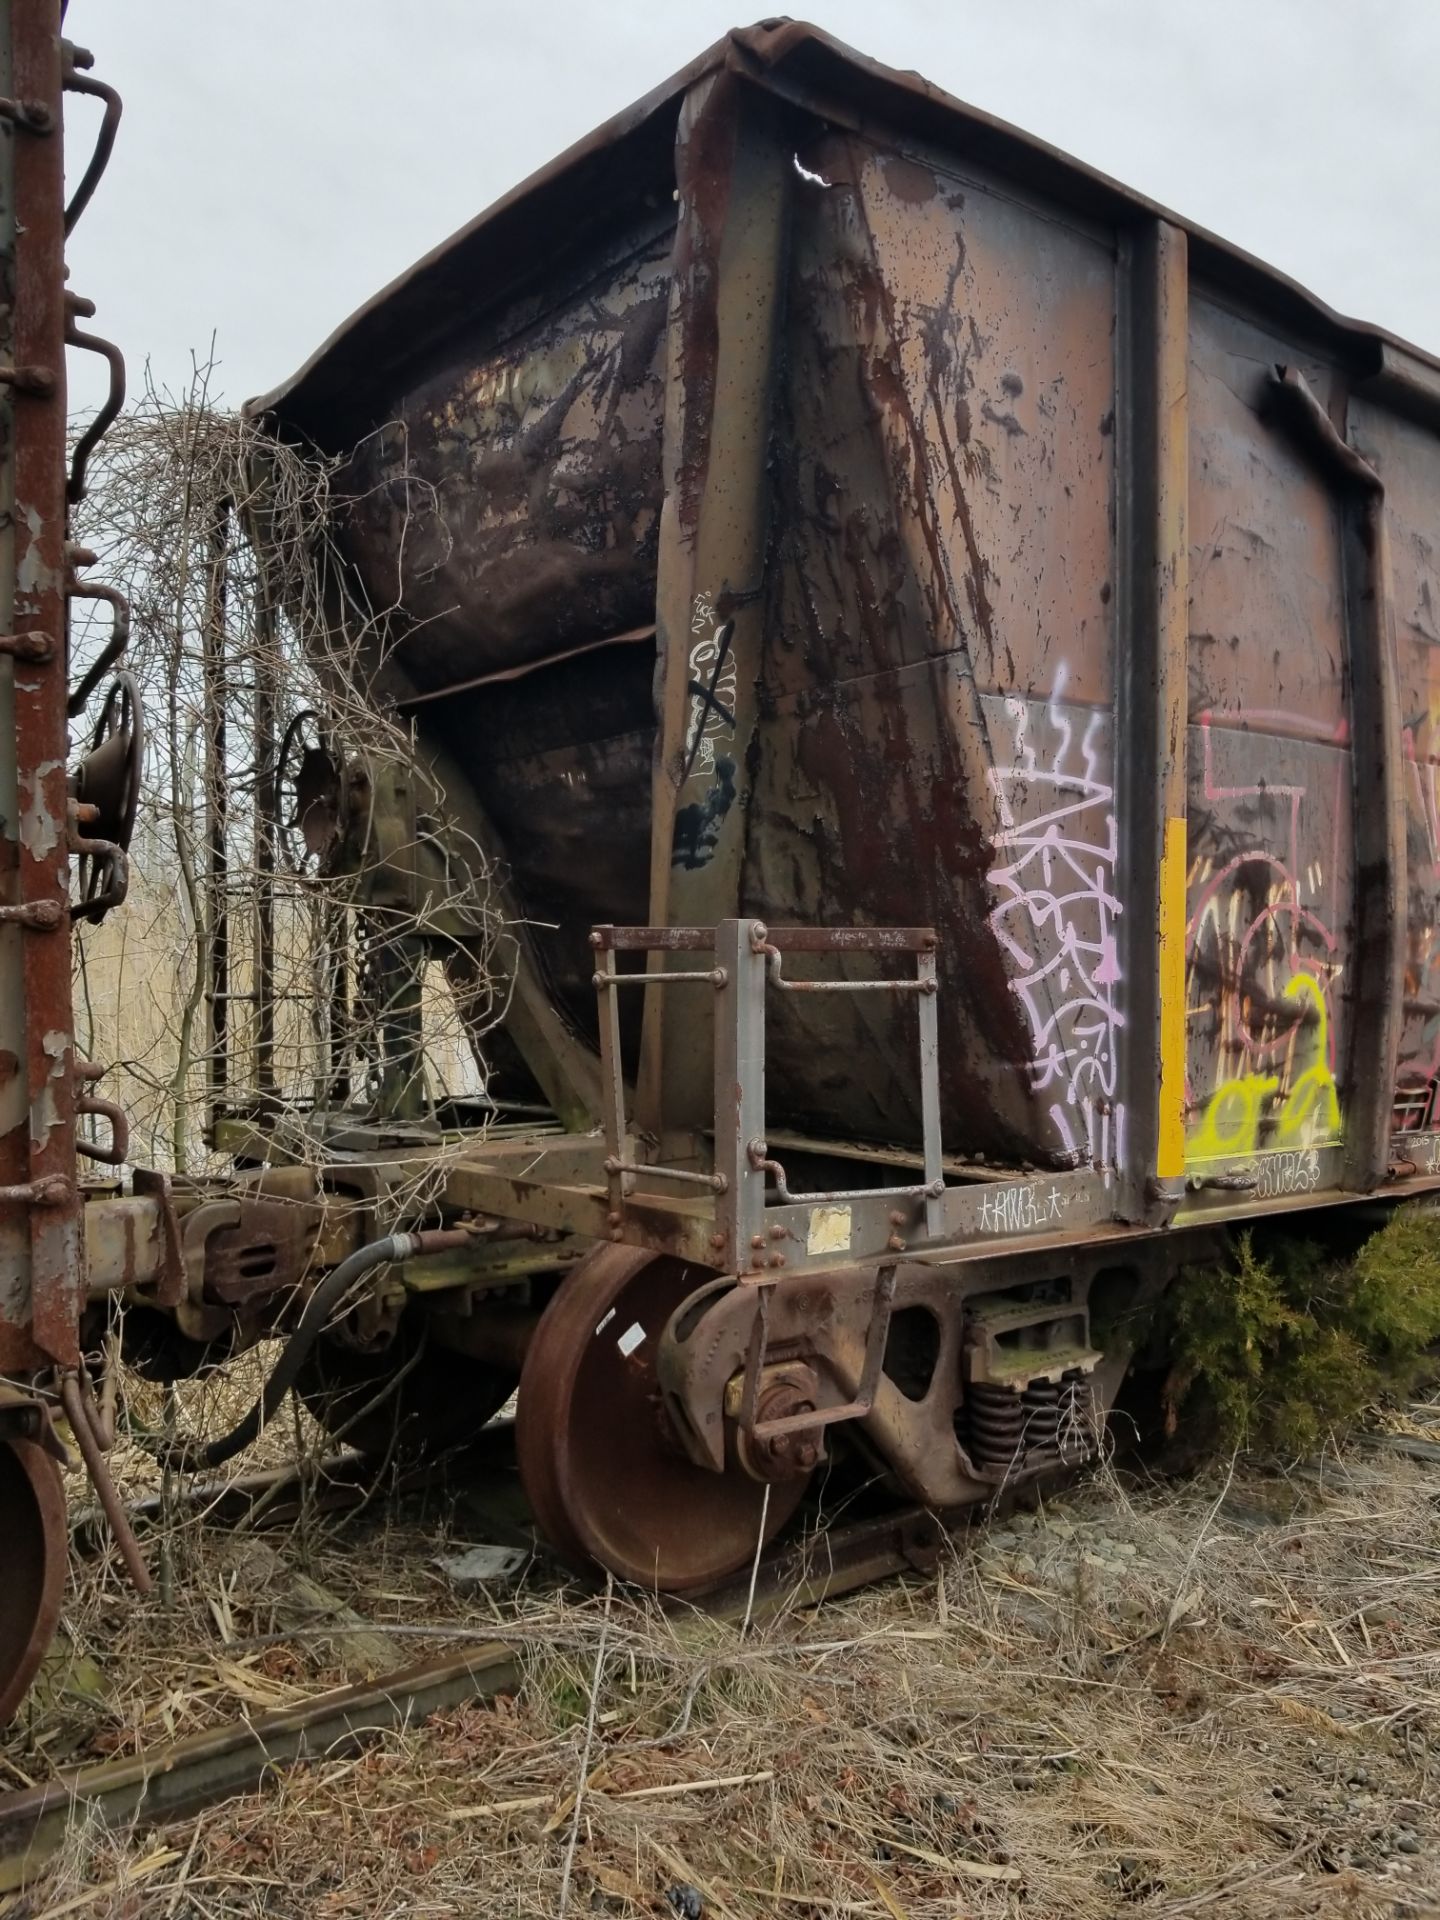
[{"x1": 69, "y1": 353, "x2": 510, "y2": 1193}]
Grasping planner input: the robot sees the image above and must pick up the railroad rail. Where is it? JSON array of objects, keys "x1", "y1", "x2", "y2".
[{"x1": 0, "y1": 1498, "x2": 947, "y2": 1891}]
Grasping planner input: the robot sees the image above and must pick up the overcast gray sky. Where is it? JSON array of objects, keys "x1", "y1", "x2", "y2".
[{"x1": 64, "y1": 0, "x2": 1440, "y2": 419}]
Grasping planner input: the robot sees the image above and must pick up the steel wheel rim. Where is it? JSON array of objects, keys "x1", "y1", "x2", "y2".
[
  {"x1": 0, "y1": 1436, "x2": 67, "y2": 1726},
  {"x1": 517, "y1": 1246, "x2": 810, "y2": 1592}
]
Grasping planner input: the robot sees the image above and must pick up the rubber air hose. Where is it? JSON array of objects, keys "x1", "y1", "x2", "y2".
[{"x1": 160, "y1": 1227, "x2": 472, "y2": 1473}]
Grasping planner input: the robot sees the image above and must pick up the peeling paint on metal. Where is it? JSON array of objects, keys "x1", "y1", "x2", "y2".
[{"x1": 19, "y1": 762, "x2": 65, "y2": 857}]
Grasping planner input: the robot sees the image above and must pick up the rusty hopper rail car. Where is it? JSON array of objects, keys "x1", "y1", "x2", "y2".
[{"x1": 7, "y1": 16, "x2": 1440, "y2": 1716}]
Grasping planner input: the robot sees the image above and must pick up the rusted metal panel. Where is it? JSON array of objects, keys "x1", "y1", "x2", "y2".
[
  {"x1": 255, "y1": 24, "x2": 1440, "y2": 439},
  {"x1": 642, "y1": 72, "x2": 793, "y2": 1144},
  {"x1": 425, "y1": 638, "x2": 656, "y2": 1055},
  {"x1": 365, "y1": 715, "x2": 604, "y2": 1128},
  {"x1": 338, "y1": 218, "x2": 672, "y2": 691},
  {"x1": 1351, "y1": 405, "x2": 1440, "y2": 1128},
  {"x1": 296, "y1": 217, "x2": 673, "y2": 1096},
  {"x1": 1266, "y1": 372, "x2": 1402, "y2": 1193},
  {"x1": 1351, "y1": 398, "x2": 1440, "y2": 1135},
  {"x1": 739, "y1": 127, "x2": 1121, "y2": 1169},
  {"x1": 1115, "y1": 220, "x2": 1189, "y2": 1223},
  {"x1": 0, "y1": 0, "x2": 82, "y2": 1372}
]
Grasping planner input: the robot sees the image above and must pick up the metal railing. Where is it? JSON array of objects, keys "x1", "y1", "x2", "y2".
[{"x1": 589, "y1": 918, "x2": 945, "y2": 1270}]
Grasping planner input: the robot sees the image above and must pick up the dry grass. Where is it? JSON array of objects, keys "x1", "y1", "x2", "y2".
[{"x1": 4, "y1": 1399, "x2": 1439, "y2": 1920}]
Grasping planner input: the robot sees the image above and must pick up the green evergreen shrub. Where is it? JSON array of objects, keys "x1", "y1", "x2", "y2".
[{"x1": 1159, "y1": 1208, "x2": 1440, "y2": 1454}]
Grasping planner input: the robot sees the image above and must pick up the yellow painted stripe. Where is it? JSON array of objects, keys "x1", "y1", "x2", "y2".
[{"x1": 1156, "y1": 815, "x2": 1188, "y2": 1180}]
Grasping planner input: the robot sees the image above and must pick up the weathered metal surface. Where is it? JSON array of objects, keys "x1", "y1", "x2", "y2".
[
  {"x1": 1348, "y1": 395, "x2": 1440, "y2": 1143},
  {"x1": 656, "y1": 1242, "x2": 1123, "y2": 1511},
  {"x1": 1115, "y1": 220, "x2": 1189, "y2": 1223},
  {"x1": 420, "y1": 1125, "x2": 1111, "y2": 1278},
  {"x1": 1, "y1": 8, "x2": 131, "y2": 1464},
  {"x1": 303, "y1": 216, "x2": 673, "y2": 1072},
  {"x1": 57, "y1": 1370, "x2": 150, "y2": 1594},
  {"x1": 83, "y1": 1192, "x2": 164, "y2": 1294},
  {"x1": 339, "y1": 222, "x2": 671, "y2": 690},
  {"x1": 751, "y1": 123, "x2": 1119, "y2": 1170},
  {"x1": 0, "y1": 0, "x2": 81, "y2": 1374},
  {"x1": 643, "y1": 72, "x2": 792, "y2": 1145},
  {"x1": 254, "y1": 21, "x2": 1440, "y2": 1230},
  {"x1": 60, "y1": 46, "x2": 121, "y2": 237},
  {"x1": 254, "y1": 23, "x2": 1440, "y2": 435},
  {"x1": 423, "y1": 644, "x2": 656, "y2": 1073},
  {"x1": 1266, "y1": 367, "x2": 1403, "y2": 1194}
]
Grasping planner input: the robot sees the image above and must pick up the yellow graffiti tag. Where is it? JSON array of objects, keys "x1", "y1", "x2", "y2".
[
  {"x1": 1188, "y1": 971, "x2": 1341, "y2": 1162},
  {"x1": 1272, "y1": 973, "x2": 1341, "y2": 1146},
  {"x1": 1189, "y1": 1073, "x2": 1280, "y2": 1159}
]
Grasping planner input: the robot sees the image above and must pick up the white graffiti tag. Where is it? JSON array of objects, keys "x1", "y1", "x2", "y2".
[
  {"x1": 977, "y1": 1182, "x2": 1072, "y2": 1234},
  {"x1": 682, "y1": 591, "x2": 738, "y2": 780},
  {"x1": 986, "y1": 665, "x2": 1125, "y2": 1171},
  {"x1": 1252, "y1": 1149, "x2": 1323, "y2": 1199}
]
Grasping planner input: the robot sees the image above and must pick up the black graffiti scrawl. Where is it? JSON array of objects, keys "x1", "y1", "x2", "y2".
[
  {"x1": 673, "y1": 598, "x2": 739, "y2": 870},
  {"x1": 672, "y1": 755, "x2": 737, "y2": 870}
]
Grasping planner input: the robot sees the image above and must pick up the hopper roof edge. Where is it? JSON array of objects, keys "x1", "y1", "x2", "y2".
[{"x1": 248, "y1": 17, "x2": 1440, "y2": 442}]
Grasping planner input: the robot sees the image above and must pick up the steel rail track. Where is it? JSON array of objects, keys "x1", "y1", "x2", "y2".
[{"x1": 0, "y1": 1498, "x2": 949, "y2": 1890}]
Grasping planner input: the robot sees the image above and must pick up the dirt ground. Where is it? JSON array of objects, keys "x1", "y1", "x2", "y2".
[{"x1": 3, "y1": 1391, "x2": 1438, "y2": 1920}]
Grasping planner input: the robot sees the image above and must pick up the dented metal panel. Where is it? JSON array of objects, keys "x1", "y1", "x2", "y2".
[
  {"x1": 339, "y1": 217, "x2": 673, "y2": 691},
  {"x1": 356, "y1": 222, "x2": 672, "y2": 1050}
]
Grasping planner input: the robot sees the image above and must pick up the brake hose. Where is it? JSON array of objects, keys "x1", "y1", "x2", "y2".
[{"x1": 159, "y1": 1227, "x2": 472, "y2": 1473}]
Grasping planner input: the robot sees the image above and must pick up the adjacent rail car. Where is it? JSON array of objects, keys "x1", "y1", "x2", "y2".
[
  {"x1": 8, "y1": 19, "x2": 1440, "y2": 1716},
  {"x1": 0, "y1": 1, "x2": 140, "y2": 1721}
]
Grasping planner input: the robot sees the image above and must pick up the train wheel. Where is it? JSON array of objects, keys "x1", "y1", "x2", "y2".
[
  {"x1": 516, "y1": 1247, "x2": 811, "y2": 1591},
  {"x1": 295, "y1": 1323, "x2": 512, "y2": 1461},
  {"x1": 0, "y1": 1435, "x2": 67, "y2": 1726}
]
